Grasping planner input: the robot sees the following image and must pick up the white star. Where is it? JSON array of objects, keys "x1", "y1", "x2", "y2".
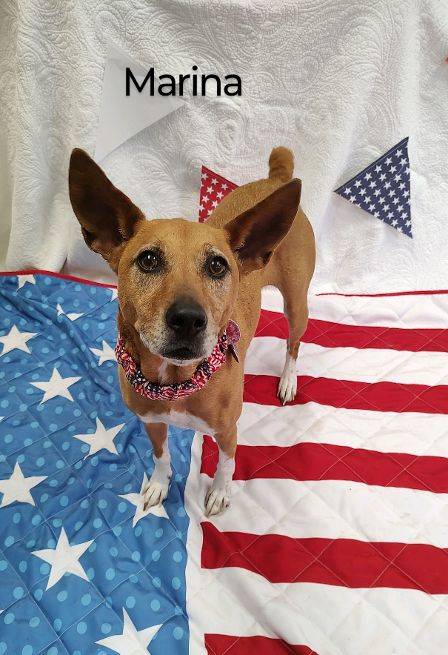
[
  {"x1": 403, "y1": 190, "x2": 410, "y2": 198},
  {"x1": 392, "y1": 219, "x2": 398, "y2": 226},
  {"x1": 199, "y1": 203, "x2": 204, "y2": 212},
  {"x1": 389, "y1": 165, "x2": 397, "y2": 173},
  {"x1": 365, "y1": 196, "x2": 371, "y2": 203},
  {"x1": 212, "y1": 200, "x2": 218, "y2": 208},
  {"x1": 119, "y1": 474, "x2": 169, "y2": 527},
  {"x1": 96, "y1": 609, "x2": 162, "y2": 655},
  {"x1": 17, "y1": 274, "x2": 36, "y2": 290},
  {"x1": 110, "y1": 288, "x2": 118, "y2": 301},
  {"x1": 354, "y1": 180, "x2": 361, "y2": 188},
  {"x1": 369, "y1": 204, "x2": 375, "y2": 211},
  {"x1": 364, "y1": 172, "x2": 372, "y2": 180},
  {"x1": 0, "y1": 462, "x2": 46, "y2": 508},
  {"x1": 384, "y1": 204, "x2": 390, "y2": 211},
  {"x1": 385, "y1": 157, "x2": 392, "y2": 165},
  {"x1": 0, "y1": 325, "x2": 37, "y2": 356},
  {"x1": 349, "y1": 195, "x2": 356, "y2": 202},
  {"x1": 90, "y1": 341, "x2": 116, "y2": 365},
  {"x1": 374, "y1": 165, "x2": 382, "y2": 172},
  {"x1": 202, "y1": 194, "x2": 209, "y2": 203},
  {"x1": 384, "y1": 181, "x2": 391, "y2": 189},
  {"x1": 387, "y1": 212, "x2": 394, "y2": 219},
  {"x1": 344, "y1": 187, "x2": 351, "y2": 195},
  {"x1": 201, "y1": 172, "x2": 208, "y2": 180},
  {"x1": 216, "y1": 191, "x2": 223, "y2": 199},
  {"x1": 379, "y1": 173, "x2": 386, "y2": 181},
  {"x1": 359, "y1": 188, "x2": 366, "y2": 196},
  {"x1": 394, "y1": 174, "x2": 402, "y2": 182},
  {"x1": 399, "y1": 182, "x2": 405, "y2": 190},
  {"x1": 374, "y1": 211, "x2": 380, "y2": 217},
  {"x1": 397, "y1": 204, "x2": 403, "y2": 211},
  {"x1": 400, "y1": 157, "x2": 407, "y2": 166},
  {"x1": 406, "y1": 219, "x2": 411, "y2": 227},
  {"x1": 32, "y1": 528, "x2": 93, "y2": 590},
  {"x1": 31, "y1": 367, "x2": 81, "y2": 403},
  {"x1": 396, "y1": 149, "x2": 403, "y2": 157},
  {"x1": 221, "y1": 183, "x2": 228, "y2": 190},
  {"x1": 369, "y1": 181, "x2": 377, "y2": 189},
  {"x1": 211, "y1": 178, "x2": 218, "y2": 185},
  {"x1": 374, "y1": 189, "x2": 380, "y2": 197},
  {"x1": 73, "y1": 417, "x2": 124, "y2": 457},
  {"x1": 206, "y1": 186, "x2": 213, "y2": 194},
  {"x1": 56, "y1": 304, "x2": 83, "y2": 321}
]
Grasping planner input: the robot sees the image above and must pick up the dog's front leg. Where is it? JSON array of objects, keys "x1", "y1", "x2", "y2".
[
  {"x1": 143, "y1": 422, "x2": 171, "y2": 509},
  {"x1": 205, "y1": 428, "x2": 236, "y2": 517}
]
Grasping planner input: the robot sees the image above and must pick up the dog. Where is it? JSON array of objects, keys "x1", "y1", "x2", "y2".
[{"x1": 68, "y1": 147, "x2": 315, "y2": 516}]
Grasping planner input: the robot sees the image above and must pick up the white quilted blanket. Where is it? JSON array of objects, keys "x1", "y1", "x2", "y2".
[{"x1": 1, "y1": 1, "x2": 448, "y2": 291}]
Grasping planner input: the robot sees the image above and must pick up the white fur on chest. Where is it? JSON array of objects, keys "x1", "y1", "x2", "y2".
[{"x1": 138, "y1": 409, "x2": 215, "y2": 435}]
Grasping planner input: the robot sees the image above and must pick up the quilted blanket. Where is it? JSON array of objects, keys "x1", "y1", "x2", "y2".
[{"x1": 1, "y1": 271, "x2": 448, "y2": 654}]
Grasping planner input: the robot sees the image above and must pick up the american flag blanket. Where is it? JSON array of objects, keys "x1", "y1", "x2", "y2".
[{"x1": 0, "y1": 271, "x2": 447, "y2": 655}]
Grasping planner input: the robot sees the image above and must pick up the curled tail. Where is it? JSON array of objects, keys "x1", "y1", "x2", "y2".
[{"x1": 268, "y1": 146, "x2": 294, "y2": 183}]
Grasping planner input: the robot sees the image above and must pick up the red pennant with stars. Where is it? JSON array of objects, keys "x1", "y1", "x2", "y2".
[{"x1": 198, "y1": 166, "x2": 238, "y2": 222}]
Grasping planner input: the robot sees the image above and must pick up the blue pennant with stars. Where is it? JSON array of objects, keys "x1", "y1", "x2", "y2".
[
  {"x1": 0, "y1": 272, "x2": 192, "y2": 655},
  {"x1": 335, "y1": 137, "x2": 412, "y2": 237}
]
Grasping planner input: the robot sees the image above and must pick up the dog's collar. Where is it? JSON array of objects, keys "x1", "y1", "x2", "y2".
[{"x1": 115, "y1": 320, "x2": 241, "y2": 402}]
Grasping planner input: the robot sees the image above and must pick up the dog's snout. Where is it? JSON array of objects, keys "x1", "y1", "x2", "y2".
[{"x1": 166, "y1": 299, "x2": 207, "y2": 337}]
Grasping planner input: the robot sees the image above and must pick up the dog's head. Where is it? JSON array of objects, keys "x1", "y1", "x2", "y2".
[{"x1": 69, "y1": 149, "x2": 301, "y2": 365}]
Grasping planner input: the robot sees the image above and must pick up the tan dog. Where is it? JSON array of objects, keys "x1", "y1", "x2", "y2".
[{"x1": 68, "y1": 147, "x2": 315, "y2": 516}]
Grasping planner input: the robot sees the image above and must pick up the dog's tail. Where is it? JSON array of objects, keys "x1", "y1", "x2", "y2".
[{"x1": 268, "y1": 147, "x2": 294, "y2": 183}]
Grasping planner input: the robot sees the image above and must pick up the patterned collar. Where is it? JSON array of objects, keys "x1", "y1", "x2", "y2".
[{"x1": 115, "y1": 320, "x2": 241, "y2": 402}]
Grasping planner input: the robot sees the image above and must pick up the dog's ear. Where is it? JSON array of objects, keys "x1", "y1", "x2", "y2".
[
  {"x1": 225, "y1": 179, "x2": 301, "y2": 274},
  {"x1": 68, "y1": 148, "x2": 144, "y2": 270}
]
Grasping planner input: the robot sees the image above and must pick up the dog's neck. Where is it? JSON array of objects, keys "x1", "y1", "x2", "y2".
[{"x1": 118, "y1": 312, "x2": 204, "y2": 386}]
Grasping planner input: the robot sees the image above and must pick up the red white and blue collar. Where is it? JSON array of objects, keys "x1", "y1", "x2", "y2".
[{"x1": 115, "y1": 320, "x2": 240, "y2": 402}]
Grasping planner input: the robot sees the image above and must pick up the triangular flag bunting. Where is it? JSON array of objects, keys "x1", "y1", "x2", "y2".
[
  {"x1": 334, "y1": 137, "x2": 412, "y2": 237},
  {"x1": 199, "y1": 166, "x2": 238, "y2": 222},
  {"x1": 96, "y1": 45, "x2": 186, "y2": 161}
]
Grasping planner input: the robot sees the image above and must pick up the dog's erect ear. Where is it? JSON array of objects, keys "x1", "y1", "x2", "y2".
[
  {"x1": 225, "y1": 179, "x2": 301, "y2": 274},
  {"x1": 68, "y1": 148, "x2": 144, "y2": 269}
]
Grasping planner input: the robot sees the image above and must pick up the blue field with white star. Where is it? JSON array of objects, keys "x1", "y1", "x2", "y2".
[{"x1": 0, "y1": 272, "x2": 192, "y2": 655}]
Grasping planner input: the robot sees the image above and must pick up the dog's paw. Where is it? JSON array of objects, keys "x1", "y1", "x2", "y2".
[
  {"x1": 277, "y1": 362, "x2": 298, "y2": 405},
  {"x1": 204, "y1": 486, "x2": 230, "y2": 517},
  {"x1": 143, "y1": 479, "x2": 169, "y2": 510}
]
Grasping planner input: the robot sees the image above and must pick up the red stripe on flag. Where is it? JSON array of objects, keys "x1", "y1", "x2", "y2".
[
  {"x1": 205, "y1": 634, "x2": 317, "y2": 655},
  {"x1": 200, "y1": 436, "x2": 448, "y2": 493},
  {"x1": 255, "y1": 311, "x2": 448, "y2": 353},
  {"x1": 243, "y1": 374, "x2": 448, "y2": 414},
  {"x1": 201, "y1": 522, "x2": 448, "y2": 593}
]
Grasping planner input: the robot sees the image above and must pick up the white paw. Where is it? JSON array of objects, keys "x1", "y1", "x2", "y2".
[
  {"x1": 277, "y1": 366, "x2": 297, "y2": 405},
  {"x1": 204, "y1": 486, "x2": 230, "y2": 517},
  {"x1": 143, "y1": 479, "x2": 169, "y2": 510}
]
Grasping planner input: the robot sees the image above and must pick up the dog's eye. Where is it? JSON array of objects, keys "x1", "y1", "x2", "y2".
[
  {"x1": 206, "y1": 256, "x2": 228, "y2": 279},
  {"x1": 136, "y1": 250, "x2": 162, "y2": 273}
]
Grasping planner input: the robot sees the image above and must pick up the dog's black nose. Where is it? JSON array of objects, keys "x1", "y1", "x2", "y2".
[{"x1": 166, "y1": 299, "x2": 207, "y2": 337}]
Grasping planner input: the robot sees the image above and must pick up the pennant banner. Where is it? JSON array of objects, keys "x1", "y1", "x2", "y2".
[
  {"x1": 198, "y1": 166, "x2": 238, "y2": 222},
  {"x1": 334, "y1": 137, "x2": 412, "y2": 237}
]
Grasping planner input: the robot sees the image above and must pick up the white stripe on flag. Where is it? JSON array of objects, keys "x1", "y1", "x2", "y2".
[
  {"x1": 202, "y1": 476, "x2": 448, "y2": 548},
  {"x1": 246, "y1": 337, "x2": 448, "y2": 385},
  {"x1": 192, "y1": 566, "x2": 447, "y2": 655},
  {"x1": 237, "y1": 401, "x2": 448, "y2": 457},
  {"x1": 261, "y1": 287, "x2": 448, "y2": 328}
]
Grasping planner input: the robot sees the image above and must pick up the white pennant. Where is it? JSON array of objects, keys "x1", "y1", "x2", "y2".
[{"x1": 95, "y1": 44, "x2": 186, "y2": 161}]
